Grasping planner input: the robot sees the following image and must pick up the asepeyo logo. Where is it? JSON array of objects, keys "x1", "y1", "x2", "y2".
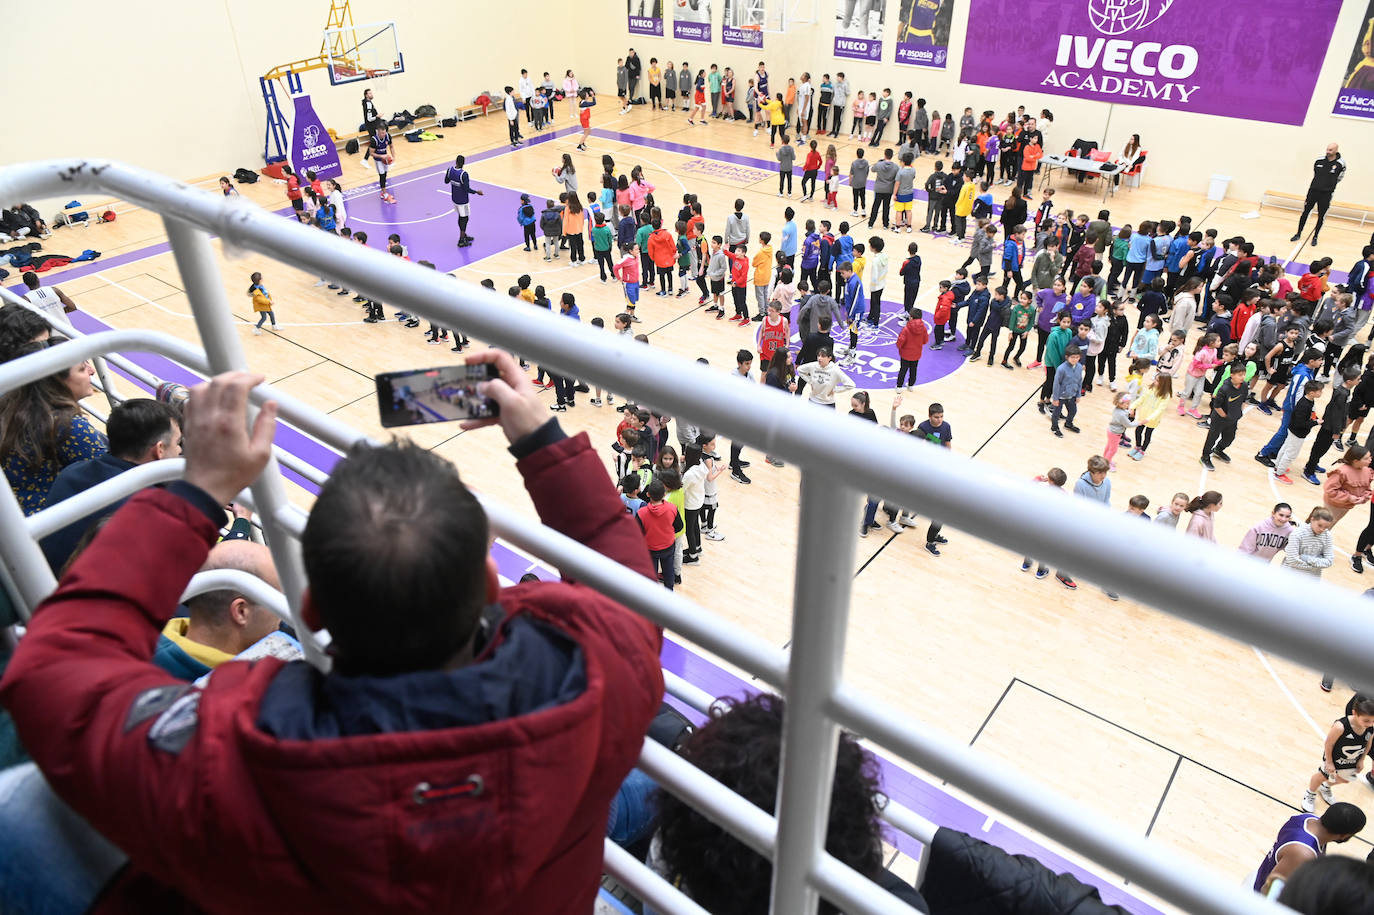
[{"x1": 1086, "y1": 0, "x2": 1172, "y2": 36}]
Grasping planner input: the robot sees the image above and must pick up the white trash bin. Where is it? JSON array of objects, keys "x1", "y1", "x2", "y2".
[{"x1": 1207, "y1": 175, "x2": 1232, "y2": 202}]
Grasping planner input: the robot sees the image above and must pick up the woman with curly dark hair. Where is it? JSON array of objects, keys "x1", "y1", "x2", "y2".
[
  {"x1": 651, "y1": 692, "x2": 928, "y2": 913},
  {"x1": 0, "y1": 338, "x2": 107, "y2": 515}
]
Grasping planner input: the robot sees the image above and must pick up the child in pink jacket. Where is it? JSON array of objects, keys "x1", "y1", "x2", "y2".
[{"x1": 1178, "y1": 332, "x2": 1222, "y2": 419}]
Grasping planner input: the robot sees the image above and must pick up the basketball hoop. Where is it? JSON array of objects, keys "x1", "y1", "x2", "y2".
[{"x1": 366, "y1": 68, "x2": 390, "y2": 98}]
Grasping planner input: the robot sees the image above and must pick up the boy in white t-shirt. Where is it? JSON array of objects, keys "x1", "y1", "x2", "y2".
[{"x1": 22, "y1": 273, "x2": 76, "y2": 325}]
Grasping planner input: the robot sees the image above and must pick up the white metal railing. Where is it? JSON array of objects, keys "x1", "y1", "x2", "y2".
[{"x1": 0, "y1": 159, "x2": 1333, "y2": 914}]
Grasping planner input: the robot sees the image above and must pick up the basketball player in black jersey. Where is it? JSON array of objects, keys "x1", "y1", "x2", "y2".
[{"x1": 1302, "y1": 694, "x2": 1374, "y2": 812}]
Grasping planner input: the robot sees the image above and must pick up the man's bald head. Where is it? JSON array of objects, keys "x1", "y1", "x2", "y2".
[
  {"x1": 185, "y1": 540, "x2": 282, "y2": 655},
  {"x1": 1327, "y1": 142, "x2": 1340, "y2": 158}
]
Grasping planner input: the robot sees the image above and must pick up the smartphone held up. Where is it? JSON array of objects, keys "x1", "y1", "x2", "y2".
[{"x1": 376, "y1": 363, "x2": 500, "y2": 428}]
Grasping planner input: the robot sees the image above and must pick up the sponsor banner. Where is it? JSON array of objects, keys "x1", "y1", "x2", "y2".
[
  {"x1": 960, "y1": 0, "x2": 1342, "y2": 125},
  {"x1": 289, "y1": 93, "x2": 342, "y2": 183},
  {"x1": 1334, "y1": 1, "x2": 1374, "y2": 120},
  {"x1": 674, "y1": 0, "x2": 713, "y2": 41},
  {"x1": 834, "y1": 0, "x2": 884, "y2": 61},
  {"x1": 629, "y1": 0, "x2": 664, "y2": 36},
  {"x1": 723, "y1": 0, "x2": 764, "y2": 46},
  {"x1": 894, "y1": 0, "x2": 954, "y2": 68}
]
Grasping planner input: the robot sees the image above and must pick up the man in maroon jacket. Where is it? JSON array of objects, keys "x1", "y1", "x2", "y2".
[{"x1": 0, "y1": 354, "x2": 664, "y2": 914}]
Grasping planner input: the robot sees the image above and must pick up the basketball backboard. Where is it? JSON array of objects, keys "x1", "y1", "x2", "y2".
[{"x1": 325, "y1": 21, "x2": 404, "y2": 85}]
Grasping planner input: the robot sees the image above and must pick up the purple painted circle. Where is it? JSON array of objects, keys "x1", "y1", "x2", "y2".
[{"x1": 787, "y1": 299, "x2": 964, "y2": 389}]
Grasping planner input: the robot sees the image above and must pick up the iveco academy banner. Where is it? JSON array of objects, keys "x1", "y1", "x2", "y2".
[
  {"x1": 674, "y1": 0, "x2": 713, "y2": 41},
  {"x1": 629, "y1": 0, "x2": 664, "y2": 37},
  {"x1": 960, "y1": 0, "x2": 1342, "y2": 125},
  {"x1": 289, "y1": 94, "x2": 342, "y2": 183},
  {"x1": 895, "y1": 0, "x2": 955, "y2": 68},
  {"x1": 723, "y1": 0, "x2": 764, "y2": 47},
  {"x1": 834, "y1": 0, "x2": 884, "y2": 62},
  {"x1": 1334, "y1": 1, "x2": 1374, "y2": 120}
]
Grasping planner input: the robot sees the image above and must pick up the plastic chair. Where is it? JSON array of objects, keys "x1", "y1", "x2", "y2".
[{"x1": 1122, "y1": 151, "x2": 1148, "y2": 190}]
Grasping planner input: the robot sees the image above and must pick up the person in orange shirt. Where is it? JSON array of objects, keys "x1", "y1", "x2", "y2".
[
  {"x1": 1019, "y1": 137, "x2": 1044, "y2": 196},
  {"x1": 647, "y1": 220, "x2": 678, "y2": 296}
]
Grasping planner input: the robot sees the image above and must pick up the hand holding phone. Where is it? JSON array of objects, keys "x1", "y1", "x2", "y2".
[{"x1": 376, "y1": 363, "x2": 500, "y2": 429}]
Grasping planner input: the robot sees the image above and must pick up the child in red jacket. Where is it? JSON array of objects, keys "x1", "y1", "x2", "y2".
[
  {"x1": 726, "y1": 243, "x2": 751, "y2": 322},
  {"x1": 896, "y1": 308, "x2": 931, "y2": 390},
  {"x1": 1299, "y1": 258, "x2": 1330, "y2": 303},
  {"x1": 931, "y1": 280, "x2": 954, "y2": 350}
]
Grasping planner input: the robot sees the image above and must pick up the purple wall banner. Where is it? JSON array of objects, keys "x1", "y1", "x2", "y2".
[
  {"x1": 288, "y1": 93, "x2": 342, "y2": 184},
  {"x1": 629, "y1": 0, "x2": 664, "y2": 36},
  {"x1": 894, "y1": 0, "x2": 955, "y2": 68},
  {"x1": 1334, "y1": 2, "x2": 1374, "y2": 120},
  {"x1": 834, "y1": 0, "x2": 884, "y2": 61},
  {"x1": 961, "y1": 0, "x2": 1342, "y2": 125},
  {"x1": 722, "y1": 0, "x2": 764, "y2": 46},
  {"x1": 674, "y1": 0, "x2": 713, "y2": 41}
]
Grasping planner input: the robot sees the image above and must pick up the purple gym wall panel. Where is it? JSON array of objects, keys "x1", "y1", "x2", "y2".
[
  {"x1": 1333, "y1": 0, "x2": 1374, "y2": 120},
  {"x1": 629, "y1": 0, "x2": 665, "y2": 36},
  {"x1": 960, "y1": 0, "x2": 1342, "y2": 125},
  {"x1": 673, "y1": 0, "x2": 713, "y2": 41},
  {"x1": 289, "y1": 94, "x2": 342, "y2": 183},
  {"x1": 722, "y1": 0, "x2": 764, "y2": 47},
  {"x1": 894, "y1": 0, "x2": 956, "y2": 69}
]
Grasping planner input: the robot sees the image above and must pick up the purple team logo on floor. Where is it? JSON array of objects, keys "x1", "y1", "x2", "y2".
[{"x1": 788, "y1": 303, "x2": 963, "y2": 389}]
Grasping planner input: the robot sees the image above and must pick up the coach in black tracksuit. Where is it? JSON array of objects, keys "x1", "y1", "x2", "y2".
[{"x1": 1291, "y1": 143, "x2": 1347, "y2": 247}]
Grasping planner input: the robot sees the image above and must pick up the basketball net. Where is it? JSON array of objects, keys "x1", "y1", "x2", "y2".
[{"x1": 367, "y1": 69, "x2": 390, "y2": 98}]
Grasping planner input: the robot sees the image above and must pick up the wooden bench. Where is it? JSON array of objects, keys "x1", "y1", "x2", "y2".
[
  {"x1": 332, "y1": 115, "x2": 444, "y2": 152},
  {"x1": 1260, "y1": 189, "x2": 1373, "y2": 228},
  {"x1": 454, "y1": 103, "x2": 486, "y2": 121}
]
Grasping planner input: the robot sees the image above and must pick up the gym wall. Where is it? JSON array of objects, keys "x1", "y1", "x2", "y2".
[
  {"x1": 597, "y1": 0, "x2": 1374, "y2": 209},
  {"x1": 7, "y1": 1, "x2": 591, "y2": 210}
]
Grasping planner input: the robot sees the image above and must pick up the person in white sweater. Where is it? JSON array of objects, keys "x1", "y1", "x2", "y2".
[
  {"x1": 796, "y1": 348, "x2": 856, "y2": 407},
  {"x1": 1283, "y1": 507, "x2": 1335, "y2": 577}
]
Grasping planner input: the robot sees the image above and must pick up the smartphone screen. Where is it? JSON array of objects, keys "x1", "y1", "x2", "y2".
[{"x1": 375, "y1": 363, "x2": 500, "y2": 427}]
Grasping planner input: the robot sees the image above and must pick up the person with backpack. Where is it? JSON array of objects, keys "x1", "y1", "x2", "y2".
[{"x1": 517, "y1": 194, "x2": 538, "y2": 251}]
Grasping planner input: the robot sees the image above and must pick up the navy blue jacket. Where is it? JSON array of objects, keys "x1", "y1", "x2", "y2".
[{"x1": 40, "y1": 453, "x2": 138, "y2": 572}]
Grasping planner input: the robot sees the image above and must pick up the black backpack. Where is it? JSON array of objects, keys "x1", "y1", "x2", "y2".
[
  {"x1": 415, "y1": 104, "x2": 437, "y2": 117},
  {"x1": 233, "y1": 167, "x2": 259, "y2": 184},
  {"x1": 345, "y1": 138, "x2": 359, "y2": 155},
  {"x1": 646, "y1": 702, "x2": 695, "y2": 751}
]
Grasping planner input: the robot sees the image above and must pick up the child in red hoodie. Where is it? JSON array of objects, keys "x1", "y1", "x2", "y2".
[
  {"x1": 931, "y1": 280, "x2": 954, "y2": 350},
  {"x1": 801, "y1": 140, "x2": 824, "y2": 202},
  {"x1": 1299, "y1": 258, "x2": 1330, "y2": 303},
  {"x1": 896, "y1": 308, "x2": 931, "y2": 390},
  {"x1": 726, "y1": 243, "x2": 751, "y2": 322}
]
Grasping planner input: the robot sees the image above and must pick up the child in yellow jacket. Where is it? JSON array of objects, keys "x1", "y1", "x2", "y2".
[{"x1": 248, "y1": 272, "x2": 277, "y2": 335}]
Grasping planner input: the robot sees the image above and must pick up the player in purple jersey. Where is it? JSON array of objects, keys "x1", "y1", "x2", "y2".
[{"x1": 1253, "y1": 804, "x2": 1364, "y2": 898}]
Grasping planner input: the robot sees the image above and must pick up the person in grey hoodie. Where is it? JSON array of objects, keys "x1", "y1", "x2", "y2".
[
  {"x1": 870, "y1": 89, "x2": 894, "y2": 148},
  {"x1": 963, "y1": 222, "x2": 998, "y2": 283},
  {"x1": 830, "y1": 74, "x2": 850, "y2": 138},
  {"x1": 797, "y1": 281, "x2": 846, "y2": 335},
  {"x1": 1067, "y1": 454, "x2": 1113, "y2": 594},
  {"x1": 1051, "y1": 346, "x2": 1085, "y2": 437},
  {"x1": 776, "y1": 143, "x2": 796, "y2": 197},
  {"x1": 912, "y1": 98, "x2": 930, "y2": 149},
  {"x1": 725, "y1": 200, "x2": 750, "y2": 248},
  {"x1": 868, "y1": 149, "x2": 899, "y2": 230},
  {"x1": 848, "y1": 149, "x2": 870, "y2": 217}
]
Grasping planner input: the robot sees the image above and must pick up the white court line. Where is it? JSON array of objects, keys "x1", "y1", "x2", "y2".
[
  {"x1": 97, "y1": 274, "x2": 375, "y2": 329},
  {"x1": 1252, "y1": 646, "x2": 1325, "y2": 737},
  {"x1": 980, "y1": 815, "x2": 996, "y2": 832}
]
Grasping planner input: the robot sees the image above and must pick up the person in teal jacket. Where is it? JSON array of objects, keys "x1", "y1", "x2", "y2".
[{"x1": 1036, "y1": 311, "x2": 1074, "y2": 413}]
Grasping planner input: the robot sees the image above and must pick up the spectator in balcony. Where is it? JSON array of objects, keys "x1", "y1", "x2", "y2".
[
  {"x1": 0, "y1": 358, "x2": 664, "y2": 913},
  {"x1": 0, "y1": 302, "x2": 51, "y2": 361},
  {"x1": 152, "y1": 539, "x2": 290, "y2": 681},
  {"x1": 651, "y1": 692, "x2": 929, "y2": 913},
  {"x1": 1277, "y1": 853, "x2": 1374, "y2": 914},
  {"x1": 40, "y1": 398, "x2": 181, "y2": 572},
  {"x1": 0, "y1": 339, "x2": 107, "y2": 515}
]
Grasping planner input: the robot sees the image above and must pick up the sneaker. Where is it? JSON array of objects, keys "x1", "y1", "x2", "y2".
[
  {"x1": 589, "y1": 398, "x2": 603, "y2": 407},
  {"x1": 1334, "y1": 438, "x2": 1347, "y2": 452},
  {"x1": 1063, "y1": 423, "x2": 1081, "y2": 434},
  {"x1": 1315, "y1": 465, "x2": 1327, "y2": 474},
  {"x1": 1201, "y1": 456, "x2": 1216, "y2": 471},
  {"x1": 1258, "y1": 402, "x2": 1275, "y2": 415},
  {"x1": 704, "y1": 529, "x2": 724, "y2": 541},
  {"x1": 766, "y1": 456, "x2": 785, "y2": 467},
  {"x1": 887, "y1": 521, "x2": 905, "y2": 533},
  {"x1": 924, "y1": 542, "x2": 940, "y2": 556},
  {"x1": 1301, "y1": 790, "x2": 1316, "y2": 813},
  {"x1": 314, "y1": 280, "x2": 326, "y2": 287},
  {"x1": 683, "y1": 554, "x2": 700, "y2": 564},
  {"x1": 1037, "y1": 401, "x2": 1047, "y2": 414},
  {"x1": 1348, "y1": 435, "x2": 1360, "y2": 447},
  {"x1": 426, "y1": 338, "x2": 440, "y2": 344},
  {"x1": 1129, "y1": 449, "x2": 1145, "y2": 461},
  {"x1": 1212, "y1": 450, "x2": 1231, "y2": 463},
  {"x1": 327, "y1": 284, "x2": 340, "y2": 290},
  {"x1": 1319, "y1": 783, "x2": 1336, "y2": 806},
  {"x1": 860, "y1": 524, "x2": 869, "y2": 538},
  {"x1": 1056, "y1": 573, "x2": 1077, "y2": 590},
  {"x1": 337, "y1": 288, "x2": 350, "y2": 296},
  {"x1": 1105, "y1": 591, "x2": 1120, "y2": 601},
  {"x1": 1052, "y1": 427, "x2": 1063, "y2": 438},
  {"x1": 1185, "y1": 408, "x2": 1203, "y2": 419},
  {"x1": 1035, "y1": 567, "x2": 1049, "y2": 579},
  {"x1": 252, "y1": 327, "x2": 262, "y2": 335},
  {"x1": 1255, "y1": 453, "x2": 1276, "y2": 467},
  {"x1": 730, "y1": 470, "x2": 752, "y2": 484},
  {"x1": 899, "y1": 514, "x2": 918, "y2": 527},
  {"x1": 550, "y1": 403, "x2": 567, "y2": 412},
  {"x1": 1021, "y1": 559, "x2": 1033, "y2": 572},
  {"x1": 1027, "y1": 361, "x2": 1042, "y2": 370},
  {"x1": 1353, "y1": 554, "x2": 1365, "y2": 574},
  {"x1": 1274, "y1": 473, "x2": 1294, "y2": 484},
  {"x1": 1290, "y1": 233, "x2": 1302, "y2": 242},
  {"x1": 1303, "y1": 472, "x2": 1320, "y2": 486}
]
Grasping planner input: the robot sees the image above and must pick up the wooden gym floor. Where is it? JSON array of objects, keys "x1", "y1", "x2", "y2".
[{"x1": 13, "y1": 103, "x2": 1374, "y2": 907}]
